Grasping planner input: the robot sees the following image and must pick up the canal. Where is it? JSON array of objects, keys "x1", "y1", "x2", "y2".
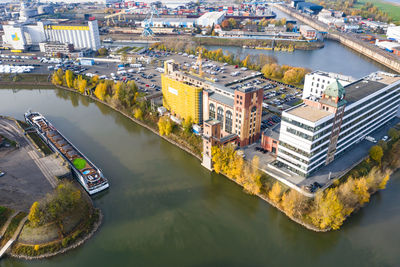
[{"x1": 1, "y1": 88, "x2": 400, "y2": 266}]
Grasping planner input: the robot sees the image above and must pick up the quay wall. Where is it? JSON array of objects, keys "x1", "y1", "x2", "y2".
[{"x1": 274, "y1": 4, "x2": 400, "y2": 73}]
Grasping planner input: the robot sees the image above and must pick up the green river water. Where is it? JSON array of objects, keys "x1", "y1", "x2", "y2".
[{"x1": 1, "y1": 89, "x2": 400, "y2": 267}]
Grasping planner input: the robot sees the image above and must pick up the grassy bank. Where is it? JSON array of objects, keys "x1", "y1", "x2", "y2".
[
  {"x1": 0, "y1": 212, "x2": 27, "y2": 246},
  {"x1": 12, "y1": 182, "x2": 102, "y2": 259},
  {"x1": 17, "y1": 120, "x2": 53, "y2": 156},
  {"x1": 0, "y1": 74, "x2": 53, "y2": 89},
  {"x1": 193, "y1": 37, "x2": 324, "y2": 50},
  {"x1": 0, "y1": 206, "x2": 13, "y2": 230}
]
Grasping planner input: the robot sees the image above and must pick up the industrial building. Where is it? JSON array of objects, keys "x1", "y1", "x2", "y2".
[
  {"x1": 302, "y1": 71, "x2": 355, "y2": 100},
  {"x1": 299, "y1": 25, "x2": 317, "y2": 39},
  {"x1": 296, "y1": 2, "x2": 323, "y2": 15},
  {"x1": 197, "y1": 11, "x2": 225, "y2": 27},
  {"x1": 140, "y1": 18, "x2": 196, "y2": 28},
  {"x1": 387, "y1": 26, "x2": 400, "y2": 42},
  {"x1": 162, "y1": 62, "x2": 203, "y2": 124},
  {"x1": 161, "y1": 60, "x2": 263, "y2": 160},
  {"x1": 2, "y1": 20, "x2": 101, "y2": 51},
  {"x1": 39, "y1": 42, "x2": 74, "y2": 57},
  {"x1": 276, "y1": 71, "x2": 400, "y2": 177}
]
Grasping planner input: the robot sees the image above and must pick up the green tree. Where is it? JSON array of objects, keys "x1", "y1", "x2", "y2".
[
  {"x1": 388, "y1": 128, "x2": 399, "y2": 141},
  {"x1": 369, "y1": 145, "x2": 383, "y2": 165}
]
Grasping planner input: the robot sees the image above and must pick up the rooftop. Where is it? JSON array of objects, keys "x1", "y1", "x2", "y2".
[
  {"x1": 204, "y1": 118, "x2": 221, "y2": 126},
  {"x1": 286, "y1": 105, "x2": 332, "y2": 122},
  {"x1": 263, "y1": 123, "x2": 281, "y2": 140},
  {"x1": 209, "y1": 91, "x2": 235, "y2": 107},
  {"x1": 344, "y1": 72, "x2": 400, "y2": 104}
]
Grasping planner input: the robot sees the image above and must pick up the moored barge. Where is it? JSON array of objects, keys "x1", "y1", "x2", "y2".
[{"x1": 24, "y1": 111, "x2": 109, "y2": 195}]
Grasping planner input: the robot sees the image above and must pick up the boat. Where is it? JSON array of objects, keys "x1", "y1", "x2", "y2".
[
  {"x1": 103, "y1": 38, "x2": 113, "y2": 43},
  {"x1": 24, "y1": 111, "x2": 109, "y2": 195}
]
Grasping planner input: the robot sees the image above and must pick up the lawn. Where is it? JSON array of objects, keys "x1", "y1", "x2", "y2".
[{"x1": 356, "y1": 0, "x2": 400, "y2": 23}]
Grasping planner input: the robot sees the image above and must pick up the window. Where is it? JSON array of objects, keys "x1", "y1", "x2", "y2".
[
  {"x1": 217, "y1": 107, "x2": 224, "y2": 123},
  {"x1": 225, "y1": 111, "x2": 233, "y2": 133},
  {"x1": 209, "y1": 103, "x2": 215, "y2": 119}
]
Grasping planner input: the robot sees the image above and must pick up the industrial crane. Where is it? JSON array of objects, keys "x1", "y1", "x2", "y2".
[
  {"x1": 142, "y1": 6, "x2": 159, "y2": 37},
  {"x1": 105, "y1": 7, "x2": 137, "y2": 26}
]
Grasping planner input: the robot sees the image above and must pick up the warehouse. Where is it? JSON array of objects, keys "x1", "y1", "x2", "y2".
[{"x1": 197, "y1": 11, "x2": 225, "y2": 27}]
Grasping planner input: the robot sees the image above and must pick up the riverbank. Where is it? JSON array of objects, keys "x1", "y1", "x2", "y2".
[
  {"x1": 0, "y1": 74, "x2": 53, "y2": 89},
  {"x1": 9, "y1": 183, "x2": 103, "y2": 260},
  {"x1": 193, "y1": 36, "x2": 324, "y2": 51},
  {"x1": 273, "y1": 4, "x2": 400, "y2": 73},
  {"x1": 52, "y1": 82, "x2": 396, "y2": 232}
]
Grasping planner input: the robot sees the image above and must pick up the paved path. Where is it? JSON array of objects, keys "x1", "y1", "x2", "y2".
[
  {"x1": 0, "y1": 211, "x2": 19, "y2": 240},
  {"x1": 0, "y1": 216, "x2": 28, "y2": 259}
]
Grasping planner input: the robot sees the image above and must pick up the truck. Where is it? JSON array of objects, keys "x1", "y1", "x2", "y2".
[{"x1": 80, "y1": 59, "x2": 95, "y2": 66}]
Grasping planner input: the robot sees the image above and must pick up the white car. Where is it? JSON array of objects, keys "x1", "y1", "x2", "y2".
[
  {"x1": 0, "y1": 170, "x2": 5, "y2": 177},
  {"x1": 382, "y1": 136, "x2": 389, "y2": 142}
]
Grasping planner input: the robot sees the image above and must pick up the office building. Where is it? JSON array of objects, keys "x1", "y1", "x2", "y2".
[
  {"x1": 39, "y1": 42, "x2": 74, "y2": 57},
  {"x1": 276, "y1": 72, "x2": 400, "y2": 177},
  {"x1": 302, "y1": 71, "x2": 355, "y2": 100}
]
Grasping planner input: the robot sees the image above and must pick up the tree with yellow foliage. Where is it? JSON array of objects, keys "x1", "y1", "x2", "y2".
[
  {"x1": 281, "y1": 189, "x2": 309, "y2": 218},
  {"x1": 65, "y1": 69, "x2": 74, "y2": 88},
  {"x1": 78, "y1": 78, "x2": 87, "y2": 94},
  {"x1": 52, "y1": 69, "x2": 64, "y2": 86},
  {"x1": 28, "y1": 201, "x2": 41, "y2": 227},
  {"x1": 158, "y1": 116, "x2": 174, "y2": 136},
  {"x1": 309, "y1": 188, "x2": 346, "y2": 230},
  {"x1": 268, "y1": 182, "x2": 282, "y2": 204},
  {"x1": 134, "y1": 108, "x2": 143, "y2": 120},
  {"x1": 353, "y1": 177, "x2": 370, "y2": 205},
  {"x1": 94, "y1": 82, "x2": 107, "y2": 101}
]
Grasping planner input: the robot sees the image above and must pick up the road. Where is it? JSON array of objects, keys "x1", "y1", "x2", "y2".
[{"x1": 0, "y1": 118, "x2": 57, "y2": 212}]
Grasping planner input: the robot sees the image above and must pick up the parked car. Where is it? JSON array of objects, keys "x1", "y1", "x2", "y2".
[{"x1": 0, "y1": 170, "x2": 5, "y2": 177}]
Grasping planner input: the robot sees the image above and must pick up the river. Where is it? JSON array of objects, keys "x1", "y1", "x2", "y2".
[{"x1": 0, "y1": 88, "x2": 400, "y2": 266}]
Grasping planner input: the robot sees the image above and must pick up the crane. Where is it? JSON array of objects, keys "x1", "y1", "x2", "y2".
[
  {"x1": 105, "y1": 8, "x2": 137, "y2": 26},
  {"x1": 142, "y1": 6, "x2": 159, "y2": 37},
  {"x1": 192, "y1": 48, "x2": 204, "y2": 77}
]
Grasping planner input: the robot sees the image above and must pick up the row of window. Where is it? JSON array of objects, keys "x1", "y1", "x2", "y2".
[{"x1": 209, "y1": 103, "x2": 233, "y2": 134}]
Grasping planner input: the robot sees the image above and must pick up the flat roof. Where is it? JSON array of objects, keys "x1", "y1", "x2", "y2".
[
  {"x1": 264, "y1": 122, "x2": 281, "y2": 140},
  {"x1": 344, "y1": 72, "x2": 400, "y2": 104},
  {"x1": 286, "y1": 105, "x2": 331, "y2": 122},
  {"x1": 209, "y1": 91, "x2": 234, "y2": 107}
]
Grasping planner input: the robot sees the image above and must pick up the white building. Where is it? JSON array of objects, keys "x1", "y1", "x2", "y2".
[
  {"x1": 302, "y1": 71, "x2": 355, "y2": 100},
  {"x1": 141, "y1": 18, "x2": 196, "y2": 28},
  {"x1": 2, "y1": 20, "x2": 100, "y2": 51},
  {"x1": 375, "y1": 40, "x2": 400, "y2": 52},
  {"x1": 278, "y1": 72, "x2": 400, "y2": 177},
  {"x1": 387, "y1": 26, "x2": 400, "y2": 42},
  {"x1": 299, "y1": 25, "x2": 317, "y2": 39},
  {"x1": 197, "y1": 11, "x2": 225, "y2": 27},
  {"x1": 38, "y1": 0, "x2": 119, "y2": 4}
]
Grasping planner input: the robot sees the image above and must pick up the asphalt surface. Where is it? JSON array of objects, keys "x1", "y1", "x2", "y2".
[{"x1": 0, "y1": 118, "x2": 55, "y2": 212}]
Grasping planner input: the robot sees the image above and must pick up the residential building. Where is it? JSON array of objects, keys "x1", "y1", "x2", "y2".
[
  {"x1": 302, "y1": 71, "x2": 355, "y2": 100},
  {"x1": 277, "y1": 72, "x2": 400, "y2": 177}
]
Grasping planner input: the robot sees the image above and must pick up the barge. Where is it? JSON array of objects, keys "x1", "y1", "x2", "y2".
[{"x1": 24, "y1": 111, "x2": 109, "y2": 195}]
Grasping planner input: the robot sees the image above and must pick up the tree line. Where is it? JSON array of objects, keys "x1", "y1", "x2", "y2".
[{"x1": 211, "y1": 127, "x2": 400, "y2": 230}]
